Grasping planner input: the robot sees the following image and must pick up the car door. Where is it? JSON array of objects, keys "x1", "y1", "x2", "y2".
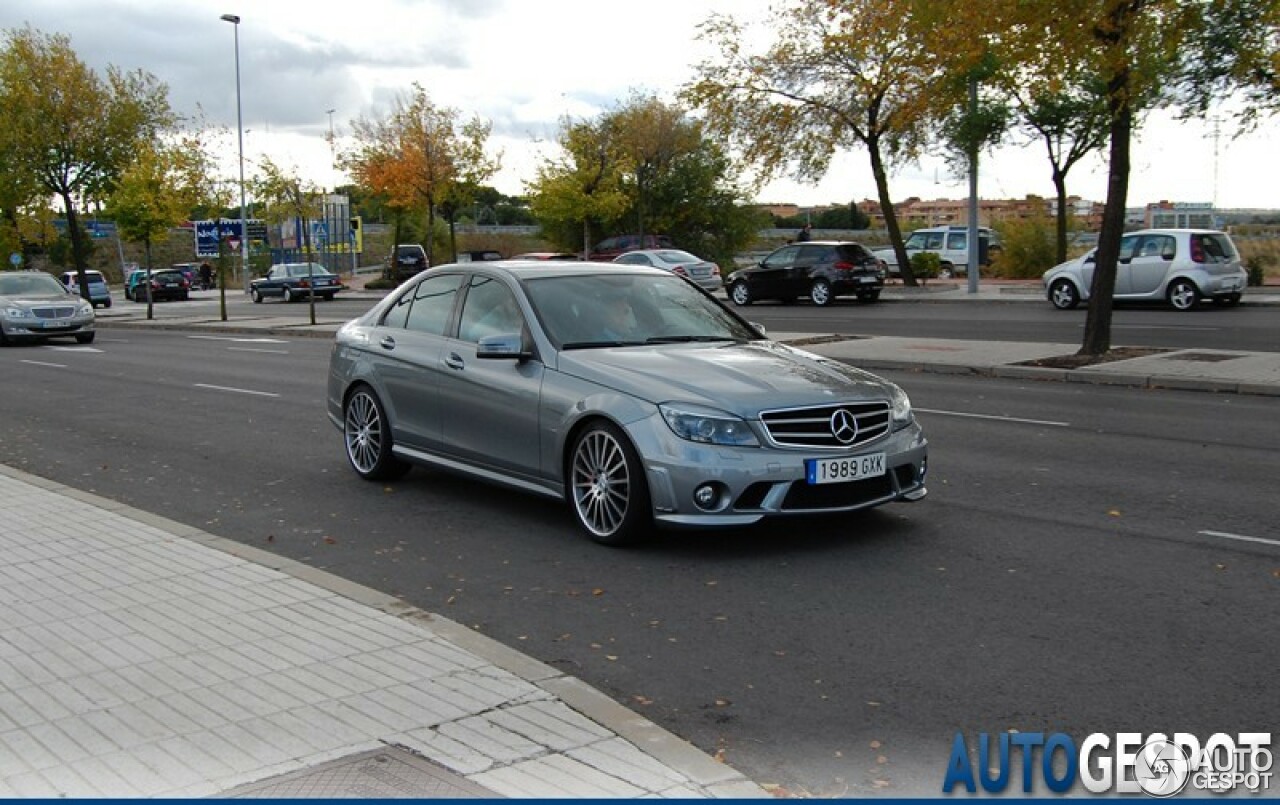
[
  {"x1": 755, "y1": 245, "x2": 800, "y2": 297},
  {"x1": 1112, "y1": 234, "x2": 1140, "y2": 296},
  {"x1": 368, "y1": 272, "x2": 463, "y2": 452},
  {"x1": 1127, "y1": 234, "x2": 1175, "y2": 297},
  {"x1": 436, "y1": 274, "x2": 545, "y2": 480}
]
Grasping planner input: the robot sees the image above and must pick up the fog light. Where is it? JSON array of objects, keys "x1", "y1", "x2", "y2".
[
  {"x1": 919, "y1": 457, "x2": 928, "y2": 482},
  {"x1": 693, "y1": 483, "x2": 721, "y2": 511}
]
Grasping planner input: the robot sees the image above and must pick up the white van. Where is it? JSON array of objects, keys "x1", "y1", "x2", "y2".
[{"x1": 873, "y1": 226, "x2": 1000, "y2": 277}]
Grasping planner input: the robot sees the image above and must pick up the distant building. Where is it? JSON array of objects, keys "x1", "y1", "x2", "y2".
[
  {"x1": 1144, "y1": 201, "x2": 1217, "y2": 229},
  {"x1": 855, "y1": 195, "x2": 1105, "y2": 230}
]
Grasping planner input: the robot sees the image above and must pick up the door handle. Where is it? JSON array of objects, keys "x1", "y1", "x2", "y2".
[
  {"x1": 445, "y1": 353, "x2": 465, "y2": 370},
  {"x1": 380, "y1": 336, "x2": 396, "y2": 350}
]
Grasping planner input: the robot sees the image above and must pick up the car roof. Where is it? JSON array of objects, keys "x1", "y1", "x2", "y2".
[{"x1": 437, "y1": 260, "x2": 667, "y2": 281}]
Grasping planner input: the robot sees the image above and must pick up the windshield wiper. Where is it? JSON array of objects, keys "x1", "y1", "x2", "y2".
[
  {"x1": 561, "y1": 340, "x2": 647, "y2": 349},
  {"x1": 644, "y1": 335, "x2": 737, "y2": 344}
]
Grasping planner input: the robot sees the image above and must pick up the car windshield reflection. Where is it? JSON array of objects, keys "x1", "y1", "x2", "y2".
[{"x1": 523, "y1": 273, "x2": 759, "y2": 350}]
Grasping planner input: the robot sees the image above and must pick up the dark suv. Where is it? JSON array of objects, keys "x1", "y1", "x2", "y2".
[
  {"x1": 387, "y1": 244, "x2": 428, "y2": 282},
  {"x1": 133, "y1": 269, "x2": 190, "y2": 302},
  {"x1": 727, "y1": 241, "x2": 886, "y2": 306}
]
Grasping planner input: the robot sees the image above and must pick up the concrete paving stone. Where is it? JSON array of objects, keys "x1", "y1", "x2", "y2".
[
  {"x1": 1, "y1": 728, "x2": 62, "y2": 772},
  {"x1": 393, "y1": 727, "x2": 500, "y2": 775},
  {"x1": 181, "y1": 726, "x2": 266, "y2": 776},
  {"x1": 53, "y1": 713, "x2": 127, "y2": 757},
  {"x1": 129, "y1": 739, "x2": 212, "y2": 791},
  {"x1": 377, "y1": 636, "x2": 487, "y2": 677},
  {"x1": 311, "y1": 698, "x2": 399, "y2": 737},
  {"x1": 336, "y1": 690, "x2": 431, "y2": 733},
  {"x1": 39, "y1": 679, "x2": 111, "y2": 718},
  {"x1": 568, "y1": 736, "x2": 690, "y2": 792},
  {"x1": 473, "y1": 753, "x2": 647, "y2": 798},
  {"x1": 209, "y1": 721, "x2": 297, "y2": 769},
  {"x1": 246, "y1": 633, "x2": 330, "y2": 669},
  {"x1": 0, "y1": 652, "x2": 58, "y2": 689},
  {"x1": 61, "y1": 756, "x2": 138, "y2": 797},
  {"x1": 94, "y1": 748, "x2": 170, "y2": 795},
  {"x1": 99, "y1": 701, "x2": 173, "y2": 746},
  {"x1": 438, "y1": 714, "x2": 550, "y2": 765},
  {"x1": 275, "y1": 663, "x2": 367, "y2": 701},
  {"x1": 381, "y1": 682, "x2": 468, "y2": 726},
  {"x1": 11, "y1": 682, "x2": 75, "y2": 723},
  {"x1": 318, "y1": 654, "x2": 407, "y2": 694},
  {"x1": 183, "y1": 684, "x2": 263, "y2": 723},
  {"x1": 156, "y1": 689, "x2": 229, "y2": 731},
  {"x1": 0, "y1": 690, "x2": 47, "y2": 729},
  {"x1": 487, "y1": 699, "x2": 613, "y2": 752},
  {"x1": 5, "y1": 769, "x2": 71, "y2": 798},
  {"x1": 133, "y1": 695, "x2": 207, "y2": 736},
  {"x1": 266, "y1": 628, "x2": 352, "y2": 664},
  {"x1": 325, "y1": 617, "x2": 418, "y2": 653},
  {"x1": 436, "y1": 669, "x2": 541, "y2": 713},
  {"x1": 206, "y1": 678, "x2": 289, "y2": 719},
  {"x1": 350, "y1": 644, "x2": 449, "y2": 685}
]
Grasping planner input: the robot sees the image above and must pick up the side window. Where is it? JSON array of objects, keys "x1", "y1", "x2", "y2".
[
  {"x1": 1117, "y1": 235, "x2": 1139, "y2": 261},
  {"x1": 924, "y1": 232, "x2": 945, "y2": 249},
  {"x1": 616, "y1": 253, "x2": 647, "y2": 265},
  {"x1": 795, "y1": 245, "x2": 825, "y2": 266},
  {"x1": 380, "y1": 287, "x2": 414, "y2": 329},
  {"x1": 1139, "y1": 235, "x2": 1175, "y2": 259},
  {"x1": 947, "y1": 232, "x2": 968, "y2": 250},
  {"x1": 404, "y1": 273, "x2": 462, "y2": 335},
  {"x1": 904, "y1": 233, "x2": 926, "y2": 250},
  {"x1": 763, "y1": 245, "x2": 800, "y2": 269},
  {"x1": 458, "y1": 276, "x2": 523, "y2": 343}
]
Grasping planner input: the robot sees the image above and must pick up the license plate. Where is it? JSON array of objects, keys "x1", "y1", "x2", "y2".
[
  {"x1": 805, "y1": 453, "x2": 886, "y2": 485},
  {"x1": 860, "y1": 276, "x2": 878, "y2": 283}
]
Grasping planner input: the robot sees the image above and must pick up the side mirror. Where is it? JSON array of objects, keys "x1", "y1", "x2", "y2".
[
  {"x1": 751, "y1": 322, "x2": 767, "y2": 337},
  {"x1": 476, "y1": 332, "x2": 531, "y2": 361}
]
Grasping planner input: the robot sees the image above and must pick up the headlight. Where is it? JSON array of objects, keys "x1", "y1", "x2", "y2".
[
  {"x1": 4, "y1": 307, "x2": 31, "y2": 319},
  {"x1": 889, "y1": 384, "x2": 913, "y2": 427},
  {"x1": 660, "y1": 403, "x2": 759, "y2": 447},
  {"x1": 78, "y1": 301, "x2": 94, "y2": 315}
]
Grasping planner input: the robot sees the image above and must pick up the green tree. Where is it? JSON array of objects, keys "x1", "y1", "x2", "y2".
[
  {"x1": 527, "y1": 115, "x2": 631, "y2": 256},
  {"x1": 683, "y1": 1, "x2": 978, "y2": 286},
  {"x1": 252, "y1": 157, "x2": 324, "y2": 325},
  {"x1": 0, "y1": 26, "x2": 171, "y2": 296}
]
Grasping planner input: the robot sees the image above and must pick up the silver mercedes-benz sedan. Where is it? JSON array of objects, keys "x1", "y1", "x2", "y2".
[{"x1": 327, "y1": 261, "x2": 928, "y2": 545}]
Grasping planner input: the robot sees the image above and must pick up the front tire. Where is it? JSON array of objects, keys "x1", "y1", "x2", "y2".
[
  {"x1": 729, "y1": 281, "x2": 752, "y2": 306},
  {"x1": 75, "y1": 332, "x2": 95, "y2": 344},
  {"x1": 283, "y1": 287, "x2": 294, "y2": 303},
  {"x1": 343, "y1": 386, "x2": 410, "y2": 481},
  {"x1": 569, "y1": 421, "x2": 651, "y2": 546},
  {"x1": 1049, "y1": 279, "x2": 1080, "y2": 310},
  {"x1": 809, "y1": 279, "x2": 833, "y2": 306},
  {"x1": 1167, "y1": 279, "x2": 1199, "y2": 311},
  {"x1": 251, "y1": 288, "x2": 263, "y2": 303}
]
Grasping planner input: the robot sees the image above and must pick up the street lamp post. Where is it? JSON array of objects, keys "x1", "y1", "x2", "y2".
[{"x1": 220, "y1": 13, "x2": 250, "y2": 292}]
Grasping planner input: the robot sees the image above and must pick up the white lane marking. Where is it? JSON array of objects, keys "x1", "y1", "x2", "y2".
[
  {"x1": 20, "y1": 359, "x2": 67, "y2": 368},
  {"x1": 46, "y1": 346, "x2": 103, "y2": 352},
  {"x1": 1198, "y1": 530, "x2": 1280, "y2": 549},
  {"x1": 228, "y1": 347, "x2": 289, "y2": 354},
  {"x1": 187, "y1": 335, "x2": 289, "y2": 344},
  {"x1": 194, "y1": 383, "x2": 280, "y2": 398},
  {"x1": 915, "y1": 408, "x2": 1070, "y2": 428},
  {"x1": 1109, "y1": 324, "x2": 1220, "y2": 331}
]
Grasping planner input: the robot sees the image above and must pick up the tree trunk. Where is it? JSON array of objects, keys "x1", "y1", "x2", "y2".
[
  {"x1": 1080, "y1": 68, "x2": 1134, "y2": 356},
  {"x1": 869, "y1": 142, "x2": 916, "y2": 287},
  {"x1": 1052, "y1": 168, "x2": 1070, "y2": 265},
  {"x1": 62, "y1": 197, "x2": 91, "y2": 301}
]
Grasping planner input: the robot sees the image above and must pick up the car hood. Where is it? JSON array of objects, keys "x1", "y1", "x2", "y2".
[
  {"x1": 555, "y1": 340, "x2": 898, "y2": 416},
  {"x1": 0, "y1": 293, "x2": 83, "y2": 307}
]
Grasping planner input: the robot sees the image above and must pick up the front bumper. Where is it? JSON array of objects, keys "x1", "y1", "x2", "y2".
[{"x1": 624, "y1": 413, "x2": 928, "y2": 528}]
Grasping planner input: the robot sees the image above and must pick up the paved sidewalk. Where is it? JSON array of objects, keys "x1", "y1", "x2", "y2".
[{"x1": 0, "y1": 465, "x2": 766, "y2": 798}]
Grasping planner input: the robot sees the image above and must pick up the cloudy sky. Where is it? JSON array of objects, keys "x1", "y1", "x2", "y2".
[{"x1": 3, "y1": 0, "x2": 1276, "y2": 211}]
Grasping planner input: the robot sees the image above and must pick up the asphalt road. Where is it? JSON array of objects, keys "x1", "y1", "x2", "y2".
[{"x1": 2, "y1": 329, "x2": 1277, "y2": 796}]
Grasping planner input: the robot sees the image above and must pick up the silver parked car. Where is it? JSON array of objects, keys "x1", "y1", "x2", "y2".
[
  {"x1": 1043, "y1": 228, "x2": 1247, "y2": 311},
  {"x1": 613, "y1": 249, "x2": 723, "y2": 292},
  {"x1": 327, "y1": 263, "x2": 928, "y2": 545},
  {"x1": 0, "y1": 271, "x2": 96, "y2": 345}
]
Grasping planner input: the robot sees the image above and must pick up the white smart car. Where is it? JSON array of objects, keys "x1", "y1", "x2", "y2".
[{"x1": 1043, "y1": 228, "x2": 1247, "y2": 311}]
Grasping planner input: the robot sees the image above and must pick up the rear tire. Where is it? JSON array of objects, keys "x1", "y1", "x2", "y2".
[
  {"x1": 251, "y1": 288, "x2": 263, "y2": 304},
  {"x1": 283, "y1": 287, "x2": 294, "y2": 303},
  {"x1": 809, "y1": 279, "x2": 833, "y2": 306},
  {"x1": 857, "y1": 290, "x2": 881, "y2": 303},
  {"x1": 729, "y1": 281, "x2": 752, "y2": 306},
  {"x1": 1167, "y1": 279, "x2": 1199, "y2": 311},
  {"x1": 343, "y1": 386, "x2": 410, "y2": 481},
  {"x1": 568, "y1": 421, "x2": 651, "y2": 546}
]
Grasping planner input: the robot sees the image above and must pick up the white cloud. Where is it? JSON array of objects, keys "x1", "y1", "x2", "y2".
[{"x1": 3, "y1": 0, "x2": 1275, "y2": 210}]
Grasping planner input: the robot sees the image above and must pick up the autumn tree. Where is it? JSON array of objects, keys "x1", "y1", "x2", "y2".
[
  {"x1": 683, "y1": 1, "x2": 979, "y2": 286},
  {"x1": 527, "y1": 115, "x2": 631, "y2": 256},
  {"x1": 0, "y1": 26, "x2": 171, "y2": 296},
  {"x1": 343, "y1": 84, "x2": 497, "y2": 265}
]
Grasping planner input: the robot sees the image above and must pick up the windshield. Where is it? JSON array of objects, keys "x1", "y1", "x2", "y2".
[
  {"x1": 0, "y1": 273, "x2": 68, "y2": 297},
  {"x1": 523, "y1": 273, "x2": 760, "y2": 349},
  {"x1": 286, "y1": 263, "x2": 332, "y2": 276}
]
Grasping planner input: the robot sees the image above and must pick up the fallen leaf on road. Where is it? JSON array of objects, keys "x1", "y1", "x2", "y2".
[
  {"x1": 592, "y1": 588, "x2": 605, "y2": 596},
  {"x1": 1108, "y1": 509, "x2": 1122, "y2": 517},
  {"x1": 323, "y1": 536, "x2": 337, "y2": 544},
  {"x1": 870, "y1": 740, "x2": 882, "y2": 749}
]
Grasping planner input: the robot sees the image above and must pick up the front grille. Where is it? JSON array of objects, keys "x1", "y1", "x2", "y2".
[
  {"x1": 781, "y1": 474, "x2": 894, "y2": 509},
  {"x1": 33, "y1": 306, "x2": 77, "y2": 320},
  {"x1": 760, "y1": 402, "x2": 890, "y2": 449}
]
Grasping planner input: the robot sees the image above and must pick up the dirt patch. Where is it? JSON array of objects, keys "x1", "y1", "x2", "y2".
[{"x1": 1017, "y1": 346, "x2": 1172, "y2": 370}]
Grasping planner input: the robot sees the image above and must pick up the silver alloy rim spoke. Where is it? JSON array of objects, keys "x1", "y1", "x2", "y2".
[
  {"x1": 574, "y1": 431, "x2": 628, "y2": 536},
  {"x1": 346, "y1": 393, "x2": 380, "y2": 473}
]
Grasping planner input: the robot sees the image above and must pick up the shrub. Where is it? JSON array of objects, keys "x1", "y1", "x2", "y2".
[
  {"x1": 910, "y1": 251, "x2": 942, "y2": 280},
  {"x1": 364, "y1": 276, "x2": 398, "y2": 291},
  {"x1": 990, "y1": 217, "x2": 1056, "y2": 279}
]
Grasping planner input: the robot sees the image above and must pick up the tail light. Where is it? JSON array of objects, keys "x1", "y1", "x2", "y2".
[
  {"x1": 1190, "y1": 237, "x2": 1206, "y2": 263},
  {"x1": 181, "y1": 278, "x2": 190, "y2": 288},
  {"x1": 672, "y1": 266, "x2": 689, "y2": 277},
  {"x1": 711, "y1": 264, "x2": 721, "y2": 277},
  {"x1": 833, "y1": 260, "x2": 855, "y2": 272},
  {"x1": 300, "y1": 279, "x2": 311, "y2": 288}
]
